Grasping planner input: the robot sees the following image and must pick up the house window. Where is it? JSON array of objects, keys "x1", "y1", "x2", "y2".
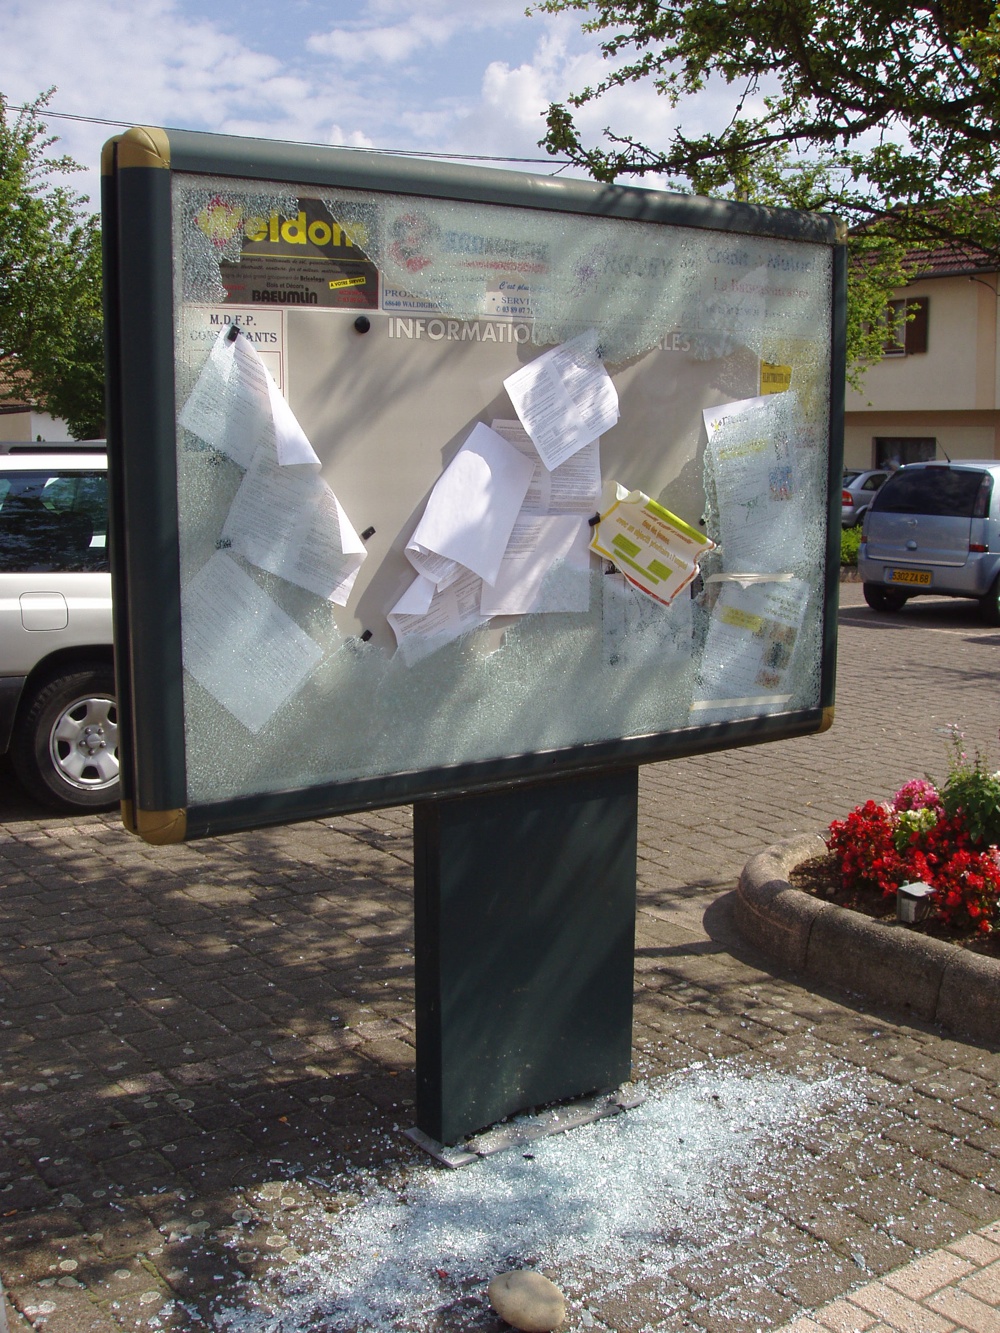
[
  {"x1": 874, "y1": 438, "x2": 936, "y2": 468},
  {"x1": 883, "y1": 297, "x2": 929, "y2": 356}
]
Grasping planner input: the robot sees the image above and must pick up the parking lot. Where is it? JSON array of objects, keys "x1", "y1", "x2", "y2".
[{"x1": 2, "y1": 582, "x2": 1000, "y2": 1332}]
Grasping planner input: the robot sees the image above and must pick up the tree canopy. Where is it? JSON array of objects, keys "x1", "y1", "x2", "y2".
[
  {"x1": 535, "y1": 1, "x2": 1000, "y2": 367},
  {"x1": 0, "y1": 90, "x2": 104, "y2": 439}
]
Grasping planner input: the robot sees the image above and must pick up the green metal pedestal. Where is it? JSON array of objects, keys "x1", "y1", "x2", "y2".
[{"x1": 413, "y1": 767, "x2": 638, "y2": 1145}]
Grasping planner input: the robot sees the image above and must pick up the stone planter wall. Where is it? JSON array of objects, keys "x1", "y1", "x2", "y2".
[{"x1": 736, "y1": 835, "x2": 1000, "y2": 1044}]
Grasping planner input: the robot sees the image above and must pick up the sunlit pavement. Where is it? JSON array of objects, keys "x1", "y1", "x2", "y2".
[{"x1": 2, "y1": 581, "x2": 1000, "y2": 1332}]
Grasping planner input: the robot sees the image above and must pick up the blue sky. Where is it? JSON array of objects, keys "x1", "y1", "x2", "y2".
[{"x1": 0, "y1": 0, "x2": 744, "y2": 210}]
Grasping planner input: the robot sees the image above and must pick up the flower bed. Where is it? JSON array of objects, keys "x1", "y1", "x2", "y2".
[{"x1": 792, "y1": 736, "x2": 1000, "y2": 959}]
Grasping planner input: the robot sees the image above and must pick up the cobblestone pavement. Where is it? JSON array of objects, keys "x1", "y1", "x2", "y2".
[{"x1": 2, "y1": 582, "x2": 1000, "y2": 1332}]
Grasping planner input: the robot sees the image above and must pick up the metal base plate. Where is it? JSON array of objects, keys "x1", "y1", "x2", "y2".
[{"x1": 403, "y1": 1087, "x2": 645, "y2": 1168}]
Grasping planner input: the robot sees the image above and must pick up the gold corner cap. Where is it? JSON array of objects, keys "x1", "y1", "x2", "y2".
[
  {"x1": 117, "y1": 126, "x2": 171, "y2": 171},
  {"x1": 819, "y1": 705, "x2": 835, "y2": 733},
  {"x1": 120, "y1": 798, "x2": 137, "y2": 834},
  {"x1": 134, "y1": 806, "x2": 188, "y2": 845}
]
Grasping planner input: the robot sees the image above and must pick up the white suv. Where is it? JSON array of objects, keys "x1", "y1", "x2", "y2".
[{"x1": 0, "y1": 444, "x2": 118, "y2": 812}]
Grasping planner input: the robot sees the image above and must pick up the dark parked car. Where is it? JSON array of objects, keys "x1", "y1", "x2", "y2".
[{"x1": 858, "y1": 461, "x2": 1000, "y2": 621}]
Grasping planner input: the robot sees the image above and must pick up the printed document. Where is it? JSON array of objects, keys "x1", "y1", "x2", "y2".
[
  {"x1": 222, "y1": 445, "x2": 366, "y2": 605},
  {"x1": 703, "y1": 392, "x2": 803, "y2": 574},
  {"x1": 406, "y1": 422, "x2": 534, "y2": 588},
  {"x1": 503, "y1": 328, "x2": 619, "y2": 471},
  {"x1": 181, "y1": 552, "x2": 323, "y2": 733},
  {"x1": 692, "y1": 577, "x2": 809, "y2": 717},
  {"x1": 590, "y1": 482, "x2": 714, "y2": 606},
  {"x1": 480, "y1": 515, "x2": 590, "y2": 616},
  {"x1": 388, "y1": 568, "x2": 490, "y2": 666},
  {"x1": 179, "y1": 325, "x2": 320, "y2": 468},
  {"x1": 490, "y1": 419, "x2": 601, "y2": 514}
]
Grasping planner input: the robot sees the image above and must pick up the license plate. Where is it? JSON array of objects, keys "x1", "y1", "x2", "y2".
[{"x1": 887, "y1": 568, "x2": 932, "y2": 586}]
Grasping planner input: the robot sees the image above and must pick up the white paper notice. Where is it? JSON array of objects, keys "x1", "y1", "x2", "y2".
[
  {"x1": 503, "y1": 328, "x2": 619, "y2": 471},
  {"x1": 692, "y1": 577, "x2": 810, "y2": 716},
  {"x1": 181, "y1": 552, "x2": 323, "y2": 733},
  {"x1": 179, "y1": 326, "x2": 321, "y2": 468},
  {"x1": 266, "y1": 368, "x2": 320, "y2": 466},
  {"x1": 178, "y1": 328, "x2": 271, "y2": 468},
  {"x1": 406, "y1": 422, "x2": 534, "y2": 587},
  {"x1": 490, "y1": 419, "x2": 601, "y2": 514},
  {"x1": 222, "y1": 446, "x2": 366, "y2": 605},
  {"x1": 703, "y1": 392, "x2": 803, "y2": 574},
  {"x1": 480, "y1": 515, "x2": 590, "y2": 616},
  {"x1": 388, "y1": 568, "x2": 490, "y2": 666}
]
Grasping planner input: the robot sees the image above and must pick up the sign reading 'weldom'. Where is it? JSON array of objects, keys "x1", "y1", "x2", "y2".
[{"x1": 217, "y1": 197, "x2": 379, "y2": 309}]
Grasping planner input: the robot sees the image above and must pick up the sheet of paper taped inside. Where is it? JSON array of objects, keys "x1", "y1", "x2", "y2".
[
  {"x1": 590, "y1": 483, "x2": 715, "y2": 606},
  {"x1": 221, "y1": 444, "x2": 366, "y2": 605},
  {"x1": 480, "y1": 515, "x2": 591, "y2": 616},
  {"x1": 692, "y1": 577, "x2": 810, "y2": 719},
  {"x1": 503, "y1": 328, "x2": 619, "y2": 471},
  {"x1": 169, "y1": 173, "x2": 835, "y2": 805},
  {"x1": 405, "y1": 422, "x2": 534, "y2": 587},
  {"x1": 703, "y1": 392, "x2": 808, "y2": 576},
  {"x1": 490, "y1": 420, "x2": 602, "y2": 515},
  {"x1": 388, "y1": 568, "x2": 490, "y2": 666},
  {"x1": 181, "y1": 551, "x2": 323, "y2": 733}
]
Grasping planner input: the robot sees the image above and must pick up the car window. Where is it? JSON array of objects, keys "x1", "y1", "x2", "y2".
[
  {"x1": 843, "y1": 472, "x2": 860, "y2": 485},
  {"x1": 871, "y1": 467, "x2": 989, "y2": 518},
  {"x1": 861, "y1": 474, "x2": 887, "y2": 491},
  {"x1": 0, "y1": 469, "x2": 109, "y2": 573}
]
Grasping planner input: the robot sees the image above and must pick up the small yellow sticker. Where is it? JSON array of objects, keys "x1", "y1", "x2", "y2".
[
  {"x1": 760, "y1": 362, "x2": 792, "y2": 395},
  {"x1": 329, "y1": 275, "x2": 367, "y2": 290},
  {"x1": 720, "y1": 606, "x2": 764, "y2": 632}
]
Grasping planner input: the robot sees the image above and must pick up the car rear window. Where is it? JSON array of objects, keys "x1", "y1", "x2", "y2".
[
  {"x1": 0, "y1": 469, "x2": 109, "y2": 573},
  {"x1": 871, "y1": 467, "x2": 990, "y2": 518}
]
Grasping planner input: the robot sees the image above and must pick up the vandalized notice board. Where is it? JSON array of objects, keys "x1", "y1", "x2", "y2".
[{"x1": 103, "y1": 127, "x2": 845, "y2": 843}]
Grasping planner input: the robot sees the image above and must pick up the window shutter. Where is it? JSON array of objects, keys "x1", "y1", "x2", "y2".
[{"x1": 905, "y1": 298, "x2": 929, "y2": 354}]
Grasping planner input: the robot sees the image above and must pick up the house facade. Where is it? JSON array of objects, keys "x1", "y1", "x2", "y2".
[{"x1": 844, "y1": 248, "x2": 1000, "y2": 470}]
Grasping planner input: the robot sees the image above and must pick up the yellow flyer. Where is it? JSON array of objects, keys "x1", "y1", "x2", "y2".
[{"x1": 590, "y1": 482, "x2": 715, "y2": 606}]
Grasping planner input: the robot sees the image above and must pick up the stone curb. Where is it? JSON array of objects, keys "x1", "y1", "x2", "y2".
[{"x1": 735, "y1": 835, "x2": 1000, "y2": 1043}]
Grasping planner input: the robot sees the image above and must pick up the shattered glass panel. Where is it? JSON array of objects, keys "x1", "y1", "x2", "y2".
[{"x1": 170, "y1": 172, "x2": 835, "y2": 806}]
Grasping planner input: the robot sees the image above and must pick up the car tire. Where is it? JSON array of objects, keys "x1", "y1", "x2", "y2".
[
  {"x1": 863, "y1": 583, "x2": 909, "y2": 613},
  {"x1": 9, "y1": 664, "x2": 120, "y2": 813},
  {"x1": 980, "y1": 576, "x2": 1000, "y2": 626}
]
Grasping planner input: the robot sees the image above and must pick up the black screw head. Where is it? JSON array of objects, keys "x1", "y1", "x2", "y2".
[{"x1": 354, "y1": 315, "x2": 371, "y2": 334}]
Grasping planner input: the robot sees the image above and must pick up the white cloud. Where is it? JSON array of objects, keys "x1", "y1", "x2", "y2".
[
  {"x1": 307, "y1": 16, "x2": 457, "y2": 65},
  {"x1": 0, "y1": 0, "x2": 761, "y2": 211}
]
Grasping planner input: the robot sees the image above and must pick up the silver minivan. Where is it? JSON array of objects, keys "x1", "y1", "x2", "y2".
[{"x1": 858, "y1": 461, "x2": 1000, "y2": 620}]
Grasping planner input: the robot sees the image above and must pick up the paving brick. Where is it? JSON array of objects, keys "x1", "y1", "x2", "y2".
[
  {"x1": 811, "y1": 1297, "x2": 878, "y2": 1331},
  {"x1": 926, "y1": 1285, "x2": 1000, "y2": 1333},
  {"x1": 959, "y1": 1258, "x2": 1000, "y2": 1305},
  {"x1": 847, "y1": 1281, "x2": 955, "y2": 1332},
  {"x1": 882, "y1": 1249, "x2": 975, "y2": 1299},
  {"x1": 948, "y1": 1232, "x2": 1000, "y2": 1266}
]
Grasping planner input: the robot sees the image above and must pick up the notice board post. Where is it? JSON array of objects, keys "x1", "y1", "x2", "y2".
[{"x1": 103, "y1": 126, "x2": 845, "y2": 1145}]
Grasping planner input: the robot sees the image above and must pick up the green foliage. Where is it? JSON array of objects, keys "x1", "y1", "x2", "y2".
[
  {"x1": 840, "y1": 525, "x2": 861, "y2": 566},
  {"x1": 532, "y1": 0, "x2": 1000, "y2": 380},
  {"x1": 940, "y1": 736, "x2": 1000, "y2": 848},
  {"x1": 0, "y1": 90, "x2": 104, "y2": 439}
]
